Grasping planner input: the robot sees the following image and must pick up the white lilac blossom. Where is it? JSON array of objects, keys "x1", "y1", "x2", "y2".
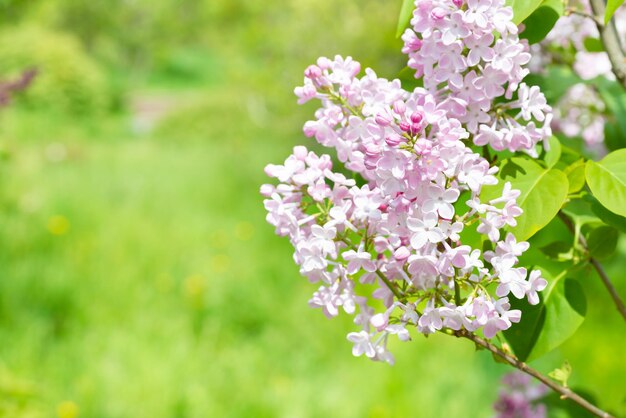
[
  {"x1": 263, "y1": 0, "x2": 549, "y2": 363},
  {"x1": 493, "y1": 372, "x2": 548, "y2": 418}
]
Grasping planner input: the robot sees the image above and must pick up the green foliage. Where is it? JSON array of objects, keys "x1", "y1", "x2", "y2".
[
  {"x1": 504, "y1": 275, "x2": 586, "y2": 362},
  {"x1": 563, "y1": 160, "x2": 586, "y2": 194},
  {"x1": 396, "y1": 0, "x2": 414, "y2": 37},
  {"x1": 589, "y1": 197, "x2": 626, "y2": 233},
  {"x1": 485, "y1": 157, "x2": 569, "y2": 241},
  {"x1": 544, "y1": 136, "x2": 562, "y2": 168},
  {"x1": 605, "y1": 0, "x2": 625, "y2": 23},
  {"x1": 519, "y1": 0, "x2": 563, "y2": 44},
  {"x1": 507, "y1": 0, "x2": 544, "y2": 24},
  {"x1": 585, "y1": 225, "x2": 619, "y2": 259},
  {"x1": 583, "y1": 37, "x2": 604, "y2": 52},
  {"x1": 548, "y1": 360, "x2": 572, "y2": 387},
  {"x1": 0, "y1": 26, "x2": 110, "y2": 114},
  {"x1": 585, "y1": 149, "x2": 626, "y2": 217}
]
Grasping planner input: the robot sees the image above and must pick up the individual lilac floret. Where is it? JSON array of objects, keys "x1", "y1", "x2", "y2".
[{"x1": 494, "y1": 372, "x2": 548, "y2": 418}]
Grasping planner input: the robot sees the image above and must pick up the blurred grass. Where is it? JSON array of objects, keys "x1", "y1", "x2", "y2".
[{"x1": 0, "y1": 1, "x2": 624, "y2": 417}]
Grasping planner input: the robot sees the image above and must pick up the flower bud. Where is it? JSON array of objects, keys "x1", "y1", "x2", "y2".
[
  {"x1": 375, "y1": 114, "x2": 392, "y2": 127},
  {"x1": 393, "y1": 100, "x2": 406, "y2": 115},
  {"x1": 304, "y1": 65, "x2": 322, "y2": 79},
  {"x1": 410, "y1": 111, "x2": 424, "y2": 124},
  {"x1": 399, "y1": 121, "x2": 411, "y2": 133},
  {"x1": 385, "y1": 133, "x2": 403, "y2": 147},
  {"x1": 394, "y1": 246, "x2": 411, "y2": 261},
  {"x1": 364, "y1": 143, "x2": 381, "y2": 157}
]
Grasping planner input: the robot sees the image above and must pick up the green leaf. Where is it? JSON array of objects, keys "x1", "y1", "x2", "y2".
[
  {"x1": 504, "y1": 275, "x2": 587, "y2": 362},
  {"x1": 548, "y1": 360, "x2": 572, "y2": 387},
  {"x1": 586, "y1": 225, "x2": 619, "y2": 259},
  {"x1": 398, "y1": 66, "x2": 423, "y2": 91},
  {"x1": 491, "y1": 157, "x2": 569, "y2": 240},
  {"x1": 583, "y1": 37, "x2": 604, "y2": 52},
  {"x1": 590, "y1": 198, "x2": 626, "y2": 233},
  {"x1": 585, "y1": 149, "x2": 626, "y2": 217},
  {"x1": 519, "y1": 0, "x2": 563, "y2": 44},
  {"x1": 544, "y1": 136, "x2": 562, "y2": 168},
  {"x1": 605, "y1": 0, "x2": 625, "y2": 24},
  {"x1": 507, "y1": 0, "x2": 545, "y2": 24},
  {"x1": 540, "y1": 241, "x2": 573, "y2": 261},
  {"x1": 396, "y1": 0, "x2": 414, "y2": 38},
  {"x1": 563, "y1": 159, "x2": 586, "y2": 193}
]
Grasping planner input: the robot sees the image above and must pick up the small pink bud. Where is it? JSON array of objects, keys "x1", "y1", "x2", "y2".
[
  {"x1": 410, "y1": 112, "x2": 424, "y2": 124},
  {"x1": 430, "y1": 7, "x2": 446, "y2": 20},
  {"x1": 304, "y1": 65, "x2": 322, "y2": 79},
  {"x1": 385, "y1": 133, "x2": 403, "y2": 147},
  {"x1": 410, "y1": 123, "x2": 423, "y2": 136},
  {"x1": 394, "y1": 246, "x2": 411, "y2": 261},
  {"x1": 375, "y1": 114, "x2": 392, "y2": 127},
  {"x1": 364, "y1": 143, "x2": 381, "y2": 157},
  {"x1": 399, "y1": 121, "x2": 411, "y2": 133},
  {"x1": 393, "y1": 100, "x2": 406, "y2": 115},
  {"x1": 452, "y1": 0, "x2": 463, "y2": 7}
]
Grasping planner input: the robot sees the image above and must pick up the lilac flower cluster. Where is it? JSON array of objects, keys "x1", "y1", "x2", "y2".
[
  {"x1": 493, "y1": 372, "x2": 548, "y2": 418},
  {"x1": 262, "y1": 0, "x2": 549, "y2": 363},
  {"x1": 401, "y1": 0, "x2": 552, "y2": 155}
]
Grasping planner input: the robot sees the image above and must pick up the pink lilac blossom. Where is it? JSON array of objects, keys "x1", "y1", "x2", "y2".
[
  {"x1": 493, "y1": 372, "x2": 548, "y2": 418},
  {"x1": 263, "y1": 0, "x2": 550, "y2": 363},
  {"x1": 401, "y1": 0, "x2": 552, "y2": 156}
]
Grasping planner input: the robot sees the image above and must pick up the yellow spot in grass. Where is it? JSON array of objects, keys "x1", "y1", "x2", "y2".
[
  {"x1": 57, "y1": 400, "x2": 79, "y2": 418},
  {"x1": 235, "y1": 221, "x2": 254, "y2": 241},
  {"x1": 184, "y1": 274, "x2": 205, "y2": 299},
  {"x1": 211, "y1": 254, "x2": 230, "y2": 273},
  {"x1": 47, "y1": 215, "x2": 70, "y2": 235}
]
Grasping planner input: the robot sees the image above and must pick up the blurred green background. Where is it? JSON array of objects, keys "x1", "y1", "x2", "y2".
[{"x1": 0, "y1": 1, "x2": 624, "y2": 417}]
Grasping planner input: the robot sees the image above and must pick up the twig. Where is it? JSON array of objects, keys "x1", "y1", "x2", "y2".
[
  {"x1": 588, "y1": 0, "x2": 626, "y2": 90},
  {"x1": 564, "y1": 7, "x2": 604, "y2": 26},
  {"x1": 558, "y1": 211, "x2": 626, "y2": 323},
  {"x1": 454, "y1": 329, "x2": 614, "y2": 418}
]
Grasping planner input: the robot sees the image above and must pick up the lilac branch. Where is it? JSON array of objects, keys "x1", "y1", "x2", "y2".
[
  {"x1": 453, "y1": 329, "x2": 614, "y2": 418},
  {"x1": 587, "y1": 0, "x2": 626, "y2": 90}
]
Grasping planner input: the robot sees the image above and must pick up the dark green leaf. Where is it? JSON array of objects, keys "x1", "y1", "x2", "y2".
[
  {"x1": 398, "y1": 65, "x2": 423, "y2": 90},
  {"x1": 396, "y1": 0, "x2": 414, "y2": 38},
  {"x1": 520, "y1": 0, "x2": 563, "y2": 44},
  {"x1": 586, "y1": 225, "x2": 619, "y2": 259},
  {"x1": 583, "y1": 37, "x2": 604, "y2": 52},
  {"x1": 540, "y1": 241, "x2": 573, "y2": 261},
  {"x1": 590, "y1": 198, "x2": 626, "y2": 233},
  {"x1": 585, "y1": 149, "x2": 626, "y2": 217},
  {"x1": 505, "y1": 275, "x2": 586, "y2": 362}
]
